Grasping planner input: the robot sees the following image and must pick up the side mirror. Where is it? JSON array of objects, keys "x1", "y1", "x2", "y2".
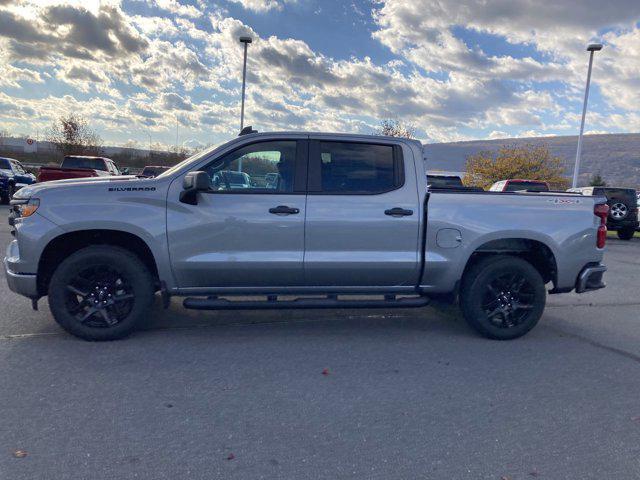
[
  {"x1": 180, "y1": 170, "x2": 210, "y2": 205},
  {"x1": 121, "y1": 167, "x2": 130, "y2": 175}
]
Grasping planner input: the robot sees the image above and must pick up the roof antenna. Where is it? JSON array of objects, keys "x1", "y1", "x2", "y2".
[{"x1": 239, "y1": 126, "x2": 258, "y2": 136}]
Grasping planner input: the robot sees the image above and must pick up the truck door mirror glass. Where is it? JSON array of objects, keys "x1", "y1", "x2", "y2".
[{"x1": 180, "y1": 171, "x2": 210, "y2": 205}]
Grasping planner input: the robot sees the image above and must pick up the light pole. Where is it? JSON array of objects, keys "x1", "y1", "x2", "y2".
[
  {"x1": 239, "y1": 36, "x2": 252, "y2": 132},
  {"x1": 238, "y1": 36, "x2": 252, "y2": 172},
  {"x1": 572, "y1": 43, "x2": 603, "y2": 188}
]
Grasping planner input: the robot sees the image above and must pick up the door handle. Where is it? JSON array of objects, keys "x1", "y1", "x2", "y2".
[
  {"x1": 269, "y1": 205, "x2": 300, "y2": 215},
  {"x1": 385, "y1": 207, "x2": 413, "y2": 217}
]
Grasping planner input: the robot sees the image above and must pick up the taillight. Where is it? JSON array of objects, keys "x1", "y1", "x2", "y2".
[{"x1": 594, "y1": 203, "x2": 608, "y2": 248}]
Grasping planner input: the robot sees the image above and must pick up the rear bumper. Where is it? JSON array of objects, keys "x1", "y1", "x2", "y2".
[{"x1": 575, "y1": 263, "x2": 606, "y2": 294}]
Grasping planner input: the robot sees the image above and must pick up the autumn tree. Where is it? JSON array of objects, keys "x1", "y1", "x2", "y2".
[
  {"x1": 463, "y1": 144, "x2": 569, "y2": 190},
  {"x1": 375, "y1": 119, "x2": 416, "y2": 139},
  {"x1": 47, "y1": 114, "x2": 102, "y2": 156}
]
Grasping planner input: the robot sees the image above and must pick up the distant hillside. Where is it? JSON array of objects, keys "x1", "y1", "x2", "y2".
[{"x1": 423, "y1": 133, "x2": 640, "y2": 188}]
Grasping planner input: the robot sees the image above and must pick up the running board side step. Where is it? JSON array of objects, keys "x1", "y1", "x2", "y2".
[{"x1": 183, "y1": 295, "x2": 430, "y2": 311}]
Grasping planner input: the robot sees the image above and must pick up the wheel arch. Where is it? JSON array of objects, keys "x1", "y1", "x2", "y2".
[
  {"x1": 37, "y1": 229, "x2": 160, "y2": 296},
  {"x1": 461, "y1": 237, "x2": 558, "y2": 289}
]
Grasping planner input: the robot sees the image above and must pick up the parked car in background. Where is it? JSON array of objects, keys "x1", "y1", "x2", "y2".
[
  {"x1": 427, "y1": 174, "x2": 484, "y2": 192},
  {"x1": 568, "y1": 187, "x2": 639, "y2": 240},
  {"x1": 0, "y1": 157, "x2": 36, "y2": 204},
  {"x1": 427, "y1": 174, "x2": 464, "y2": 189},
  {"x1": 211, "y1": 170, "x2": 251, "y2": 190},
  {"x1": 5, "y1": 131, "x2": 608, "y2": 342},
  {"x1": 140, "y1": 165, "x2": 171, "y2": 178},
  {"x1": 489, "y1": 179, "x2": 550, "y2": 192},
  {"x1": 37, "y1": 156, "x2": 123, "y2": 183}
]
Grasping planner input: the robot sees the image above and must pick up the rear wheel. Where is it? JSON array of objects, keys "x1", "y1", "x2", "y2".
[
  {"x1": 48, "y1": 246, "x2": 155, "y2": 341},
  {"x1": 617, "y1": 228, "x2": 635, "y2": 240},
  {"x1": 460, "y1": 256, "x2": 546, "y2": 340}
]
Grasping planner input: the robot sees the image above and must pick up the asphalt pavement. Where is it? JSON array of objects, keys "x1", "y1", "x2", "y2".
[{"x1": 1, "y1": 213, "x2": 639, "y2": 480}]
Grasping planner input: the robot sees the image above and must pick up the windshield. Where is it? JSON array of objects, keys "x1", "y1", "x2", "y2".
[
  {"x1": 0, "y1": 158, "x2": 10, "y2": 170},
  {"x1": 427, "y1": 175, "x2": 463, "y2": 188},
  {"x1": 156, "y1": 144, "x2": 223, "y2": 179},
  {"x1": 63, "y1": 157, "x2": 108, "y2": 171},
  {"x1": 504, "y1": 181, "x2": 549, "y2": 192},
  {"x1": 11, "y1": 160, "x2": 26, "y2": 174}
]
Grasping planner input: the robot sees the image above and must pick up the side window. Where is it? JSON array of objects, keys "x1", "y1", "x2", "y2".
[
  {"x1": 202, "y1": 141, "x2": 297, "y2": 193},
  {"x1": 316, "y1": 141, "x2": 401, "y2": 194}
]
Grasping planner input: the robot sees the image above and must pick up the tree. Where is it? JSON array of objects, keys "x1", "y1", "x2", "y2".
[
  {"x1": 463, "y1": 144, "x2": 569, "y2": 190},
  {"x1": 46, "y1": 114, "x2": 102, "y2": 156},
  {"x1": 589, "y1": 174, "x2": 606, "y2": 187},
  {"x1": 375, "y1": 119, "x2": 416, "y2": 139}
]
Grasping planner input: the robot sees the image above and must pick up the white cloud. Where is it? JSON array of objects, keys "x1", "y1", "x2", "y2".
[
  {"x1": 145, "y1": 0, "x2": 201, "y2": 18},
  {"x1": 228, "y1": 0, "x2": 292, "y2": 13},
  {"x1": 0, "y1": 0, "x2": 639, "y2": 145}
]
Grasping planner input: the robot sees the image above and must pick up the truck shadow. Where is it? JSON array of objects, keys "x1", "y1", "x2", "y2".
[{"x1": 135, "y1": 296, "x2": 474, "y2": 340}]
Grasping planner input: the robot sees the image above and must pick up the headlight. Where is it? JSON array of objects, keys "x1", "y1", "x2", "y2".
[{"x1": 13, "y1": 198, "x2": 40, "y2": 218}]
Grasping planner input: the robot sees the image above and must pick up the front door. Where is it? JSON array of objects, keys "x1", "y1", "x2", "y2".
[
  {"x1": 167, "y1": 139, "x2": 308, "y2": 288},
  {"x1": 303, "y1": 138, "x2": 421, "y2": 287}
]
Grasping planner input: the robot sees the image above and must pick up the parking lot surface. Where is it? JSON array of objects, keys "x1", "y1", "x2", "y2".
[{"x1": 1, "y1": 213, "x2": 639, "y2": 479}]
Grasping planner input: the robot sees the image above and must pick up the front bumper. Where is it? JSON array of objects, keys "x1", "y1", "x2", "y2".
[
  {"x1": 575, "y1": 263, "x2": 607, "y2": 293},
  {"x1": 4, "y1": 238, "x2": 39, "y2": 298},
  {"x1": 4, "y1": 257, "x2": 38, "y2": 298}
]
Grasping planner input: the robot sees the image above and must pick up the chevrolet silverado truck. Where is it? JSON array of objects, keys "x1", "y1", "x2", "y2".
[
  {"x1": 37, "y1": 155, "x2": 123, "y2": 182},
  {"x1": 5, "y1": 132, "x2": 608, "y2": 341}
]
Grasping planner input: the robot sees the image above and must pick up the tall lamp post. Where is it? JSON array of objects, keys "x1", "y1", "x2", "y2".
[
  {"x1": 239, "y1": 36, "x2": 252, "y2": 132},
  {"x1": 572, "y1": 43, "x2": 603, "y2": 188},
  {"x1": 238, "y1": 36, "x2": 252, "y2": 172}
]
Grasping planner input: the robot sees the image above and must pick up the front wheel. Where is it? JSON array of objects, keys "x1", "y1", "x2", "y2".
[
  {"x1": 617, "y1": 228, "x2": 635, "y2": 240},
  {"x1": 460, "y1": 256, "x2": 546, "y2": 340},
  {"x1": 48, "y1": 246, "x2": 155, "y2": 341}
]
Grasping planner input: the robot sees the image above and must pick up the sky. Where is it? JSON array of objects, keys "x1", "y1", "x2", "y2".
[{"x1": 1, "y1": 0, "x2": 640, "y2": 149}]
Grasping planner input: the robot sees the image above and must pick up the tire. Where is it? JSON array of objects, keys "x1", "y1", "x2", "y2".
[
  {"x1": 609, "y1": 202, "x2": 629, "y2": 221},
  {"x1": 460, "y1": 255, "x2": 546, "y2": 340},
  {"x1": 617, "y1": 228, "x2": 635, "y2": 240},
  {"x1": 6, "y1": 183, "x2": 15, "y2": 202},
  {"x1": 48, "y1": 246, "x2": 155, "y2": 341}
]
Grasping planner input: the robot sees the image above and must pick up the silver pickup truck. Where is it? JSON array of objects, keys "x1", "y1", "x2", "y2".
[{"x1": 5, "y1": 132, "x2": 608, "y2": 341}]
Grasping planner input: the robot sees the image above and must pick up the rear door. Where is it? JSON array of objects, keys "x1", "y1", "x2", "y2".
[{"x1": 303, "y1": 137, "x2": 421, "y2": 287}]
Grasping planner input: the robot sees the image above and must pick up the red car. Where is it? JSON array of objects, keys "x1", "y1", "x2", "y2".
[{"x1": 38, "y1": 156, "x2": 123, "y2": 182}]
